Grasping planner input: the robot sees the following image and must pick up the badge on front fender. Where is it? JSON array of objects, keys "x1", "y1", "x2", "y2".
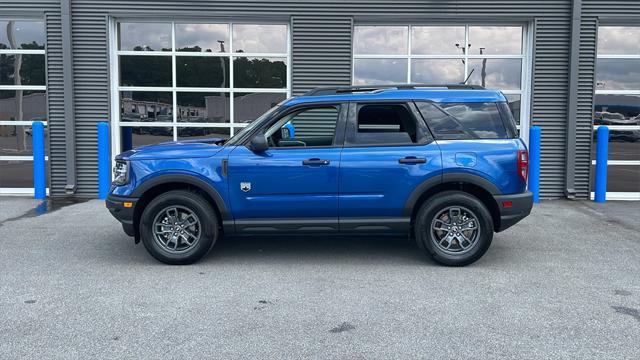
[{"x1": 240, "y1": 182, "x2": 251, "y2": 192}]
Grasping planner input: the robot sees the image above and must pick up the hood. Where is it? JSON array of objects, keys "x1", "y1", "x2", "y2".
[{"x1": 116, "y1": 138, "x2": 225, "y2": 161}]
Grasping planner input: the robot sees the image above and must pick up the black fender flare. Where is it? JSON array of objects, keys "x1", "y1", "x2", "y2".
[
  {"x1": 403, "y1": 172, "x2": 502, "y2": 217},
  {"x1": 132, "y1": 173, "x2": 229, "y2": 220}
]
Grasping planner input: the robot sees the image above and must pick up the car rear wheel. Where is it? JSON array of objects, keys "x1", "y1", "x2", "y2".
[
  {"x1": 415, "y1": 191, "x2": 493, "y2": 266},
  {"x1": 140, "y1": 190, "x2": 219, "y2": 265}
]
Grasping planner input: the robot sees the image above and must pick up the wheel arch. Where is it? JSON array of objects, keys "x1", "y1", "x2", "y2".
[
  {"x1": 131, "y1": 174, "x2": 229, "y2": 241},
  {"x1": 405, "y1": 173, "x2": 502, "y2": 231}
]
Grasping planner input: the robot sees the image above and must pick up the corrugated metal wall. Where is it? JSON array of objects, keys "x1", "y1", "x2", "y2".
[{"x1": 7, "y1": 0, "x2": 636, "y2": 199}]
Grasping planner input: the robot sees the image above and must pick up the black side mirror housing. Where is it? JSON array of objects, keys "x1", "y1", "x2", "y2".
[{"x1": 247, "y1": 133, "x2": 268, "y2": 152}]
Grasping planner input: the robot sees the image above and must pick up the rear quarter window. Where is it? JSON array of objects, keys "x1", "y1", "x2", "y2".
[{"x1": 417, "y1": 102, "x2": 509, "y2": 140}]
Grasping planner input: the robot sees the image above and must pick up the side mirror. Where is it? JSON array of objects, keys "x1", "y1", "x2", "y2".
[{"x1": 247, "y1": 133, "x2": 268, "y2": 152}]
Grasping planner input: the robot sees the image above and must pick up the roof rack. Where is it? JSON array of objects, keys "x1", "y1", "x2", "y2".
[{"x1": 303, "y1": 84, "x2": 485, "y2": 96}]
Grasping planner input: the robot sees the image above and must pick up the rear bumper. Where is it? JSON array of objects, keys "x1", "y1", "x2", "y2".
[
  {"x1": 494, "y1": 191, "x2": 533, "y2": 232},
  {"x1": 106, "y1": 194, "x2": 138, "y2": 237}
]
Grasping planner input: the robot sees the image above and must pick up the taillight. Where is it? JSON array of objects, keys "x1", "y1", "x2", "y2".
[{"x1": 517, "y1": 150, "x2": 529, "y2": 182}]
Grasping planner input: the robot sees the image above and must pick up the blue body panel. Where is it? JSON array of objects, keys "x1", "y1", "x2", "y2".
[
  {"x1": 339, "y1": 143, "x2": 442, "y2": 217},
  {"x1": 227, "y1": 145, "x2": 341, "y2": 219},
  {"x1": 438, "y1": 139, "x2": 527, "y2": 194},
  {"x1": 108, "y1": 88, "x2": 527, "y2": 230}
]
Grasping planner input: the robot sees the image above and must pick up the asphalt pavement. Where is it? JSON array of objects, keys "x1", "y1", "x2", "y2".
[{"x1": 0, "y1": 197, "x2": 639, "y2": 359}]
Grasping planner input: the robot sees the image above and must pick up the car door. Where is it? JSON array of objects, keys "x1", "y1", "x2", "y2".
[
  {"x1": 338, "y1": 101, "x2": 443, "y2": 232},
  {"x1": 228, "y1": 103, "x2": 346, "y2": 232}
]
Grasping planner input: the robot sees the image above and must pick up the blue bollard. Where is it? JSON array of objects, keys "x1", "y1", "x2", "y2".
[
  {"x1": 121, "y1": 126, "x2": 133, "y2": 152},
  {"x1": 32, "y1": 121, "x2": 46, "y2": 199},
  {"x1": 594, "y1": 126, "x2": 609, "y2": 203},
  {"x1": 528, "y1": 126, "x2": 541, "y2": 203},
  {"x1": 98, "y1": 122, "x2": 110, "y2": 199}
]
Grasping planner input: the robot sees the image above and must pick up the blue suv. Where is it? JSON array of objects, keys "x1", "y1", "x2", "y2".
[{"x1": 106, "y1": 84, "x2": 533, "y2": 266}]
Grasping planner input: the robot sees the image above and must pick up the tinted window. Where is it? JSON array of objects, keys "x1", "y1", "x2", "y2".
[
  {"x1": 417, "y1": 102, "x2": 507, "y2": 139},
  {"x1": 352, "y1": 104, "x2": 419, "y2": 145},
  {"x1": 266, "y1": 106, "x2": 339, "y2": 148}
]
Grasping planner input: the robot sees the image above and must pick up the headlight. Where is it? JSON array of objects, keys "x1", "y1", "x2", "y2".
[{"x1": 113, "y1": 160, "x2": 129, "y2": 185}]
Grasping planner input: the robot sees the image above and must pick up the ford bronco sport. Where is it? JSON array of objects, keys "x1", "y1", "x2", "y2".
[{"x1": 107, "y1": 84, "x2": 533, "y2": 266}]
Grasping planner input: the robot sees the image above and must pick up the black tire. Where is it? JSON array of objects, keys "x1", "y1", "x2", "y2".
[
  {"x1": 414, "y1": 191, "x2": 493, "y2": 266},
  {"x1": 139, "y1": 190, "x2": 219, "y2": 265}
]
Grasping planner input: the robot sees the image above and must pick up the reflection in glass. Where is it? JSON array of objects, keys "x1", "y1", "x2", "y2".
[
  {"x1": 118, "y1": 23, "x2": 171, "y2": 51},
  {"x1": 354, "y1": 26, "x2": 408, "y2": 55},
  {"x1": 505, "y1": 94, "x2": 521, "y2": 125},
  {"x1": 178, "y1": 127, "x2": 230, "y2": 140},
  {"x1": 233, "y1": 57, "x2": 286, "y2": 88},
  {"x1": 590, "y1": 164, "x2": 640, "y2": 193},
  {"x1": 175, "y1": 24, "x2": 229, "y2": 52},
  {"x1": 411, "y1": 59, "x2": 464, "y2": 84},
  {"x1": 596, "y1": 59, "x2": 640, "y2": 90},
  {"x1": 177, "y1": 92, "x2": 230, "y2": 123},
  {"x1": 0, "y1": 54, "x2": 46, "y2": 85},
  {"x1": 353, "y1": 58, "x2": 408, "y2": 85},
  {"x1": 0, "y1": 125, "x2": 47, "y2": 156},
  {"x1": 594, "y1": 94, "x2": 640, "y2": 125},
  {"x1": 411, "y1": 26, "x2": 465, "y2": 55},
  {"x1": 468, "y1": 26, "x2": 522, "y2": 55},
  {"x1": 0, "y1": 90, "x2": 47, "y2": 121},
  {"x1": 176, "y1": 57, "x2": 229, "y2": 88},
  {"x1": 0, "y1": 160, "x2": 48, "y2": 188},
  {"x1": 0, "y1": 20, "x2": 45, "y2": 50},
  {"x1": 597, "y1": 26, "x2": 640, "y2": 55},
  {"x1": 120, "y1": 127, "x2": 173, "y2": 151},
  {"x1": 232, "y1": 24, "x2": 287, "y2": 53},
  {"x1": 119, "y1": 55, "x2": 172, "y2": 87},
  {"x1": 592, "y1": 129, "x2": 640, "y2": 161},
  {"x1": 233, "y1": 92, "x2": 286, "y2": 123},
  {"x1": 467, "y1": 58, "x2": 521, "y2": 90},
  {"x1": 120, "y1": 92, "x2": 173, "y2": 122}
]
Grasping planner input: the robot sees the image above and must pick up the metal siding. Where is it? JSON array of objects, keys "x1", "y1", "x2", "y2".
[{"x1": 292, "y1": 16, "x2": 352, "y2": 96}]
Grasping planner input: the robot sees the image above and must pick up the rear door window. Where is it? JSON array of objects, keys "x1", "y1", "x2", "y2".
[
  {"x1": 416, "y1": 102, "x2": 508, "y2": 139},
  {"x1": 347, "y1": 103, "x2": 428, "y2": 146}
]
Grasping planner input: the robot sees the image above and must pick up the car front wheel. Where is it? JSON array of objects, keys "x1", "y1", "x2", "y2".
[
  {"x1": 415, "y1": 191, "x2": 493, "y2": 266},
  {"x1": 139, "y1": 190, "x2": 219, "y2": 265}
]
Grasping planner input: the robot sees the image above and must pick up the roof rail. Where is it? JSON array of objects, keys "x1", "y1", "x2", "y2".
[{"x1": 303, "y1": 84, "x2": 485, "y2": 96}]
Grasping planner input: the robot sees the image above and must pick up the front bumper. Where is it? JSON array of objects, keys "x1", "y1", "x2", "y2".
[
  {"x1": 494, "y1": 191, "x2": 533, "y2": 232},
  {"x1": 106, "y1": 194, "x2": 139, "y2": 237}
]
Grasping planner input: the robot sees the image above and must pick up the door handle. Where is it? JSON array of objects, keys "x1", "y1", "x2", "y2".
[
  {"x1": 303, "y1": 158, "x2": 330, "y2": 166},
  {"x1": 398, "y1": 156, "x2": 426, "y2": 164}
]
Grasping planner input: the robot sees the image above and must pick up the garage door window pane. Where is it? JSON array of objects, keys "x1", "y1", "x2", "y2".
[
  {"x1": 234, "y1": 92, "x2": 286, "y2": 123},
  {"x1": 119, "y1": 56, "x2": 172, "y2": 87},
  {"x1": 0, "y1": 90, "x2": 47, "y2": 121},
  {"x1": 590, "y1": 165, "x2": 640, "y2": 193},
  {"x1": 176, "y1": 57, "x2": 229, "y2": 88},
  {"x1": 233, "y1": 57, "x2": 286, "y2": 88},
  {"x1": 468, "y1": 26, "x2": 522, "y2": 55},
  {"x1": 467, "y1": 58, "x2": 521, "y2": 90},
  {"x1": 598, "y1": 26, "x2": 640, "y2": 55},
  {"x1": 354, "y1": 26, "x2": 408, "y2": 55},
  {"x1": 594, "y1": 94, "x2": 640, "y2": 125},
  {"x1": 118, "y1": 23, "x2": 171, "y2": 51},
  {"x1": 411, "y1": 26, "x2": 465, "y2": 55},
  {"x1": 591, "y1": 130, "x2": 640, "y2": 161},
  {"x1": 505, "y1": 94, "x2": 521, "y2": 125},
  {"x1": 411, "y1": 59, "x2": 464, "y2": 84},
  {"x1": 120, "y1": 92, "x2": 173, "y2": 122},
  {"x1": 232, "y1": 24, "x2": 287, "y2": 53},
  {"x1": 175, "y1": 24, "x2": 229, "y2": 52},
  {"x1": 0, "y1": 54, "x2": 46, "y2": 86},
  {"x1": 596, "y1": 59, "x2": 640, "y2": 90},
  {"x1": 0, "y1": 20, "x2": 45, "y2": 50},
  {"x1": 353, "y1": 59, "x2": 407, "y2": 85},
  {"x1": 120, "y1": 127, "x2": 173, "y2": 151},
  {"x1": 0, "y1": 160, "x2": 48, "y2": 188},
  {"x1": 177, "y1": 92, "x2": 230, "y2": 123},
  {"x1": 178, "y1": 127, "x2": 230, "y2": 140}
]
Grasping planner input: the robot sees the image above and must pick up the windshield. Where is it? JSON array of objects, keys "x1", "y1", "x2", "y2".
[{"x1": 225, "y1": 105, "x2": 281, "y2": 146}]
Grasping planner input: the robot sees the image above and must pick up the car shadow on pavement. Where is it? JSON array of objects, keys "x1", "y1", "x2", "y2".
[{"x1": 200, "y1": 235, "x2": 430, "y2": 266}]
